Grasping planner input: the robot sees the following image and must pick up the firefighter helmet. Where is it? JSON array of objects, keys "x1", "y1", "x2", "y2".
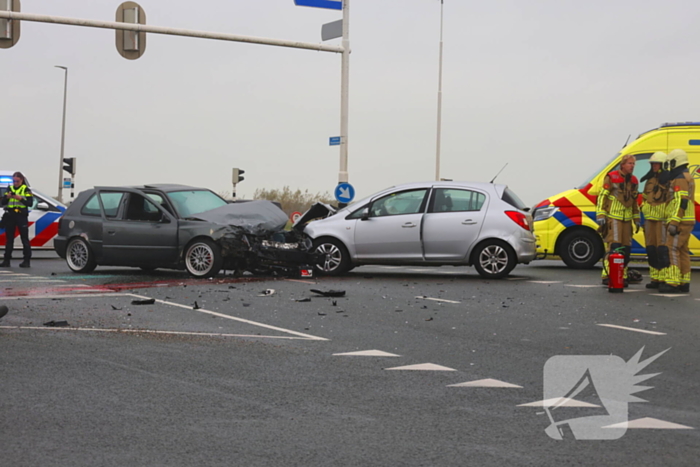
[
  {"x1": 665, "y1": 149, "x2": 689, "y2": 170},
  {"x1": 649, "y1": 151, "x2": 667, "y2": 164}
]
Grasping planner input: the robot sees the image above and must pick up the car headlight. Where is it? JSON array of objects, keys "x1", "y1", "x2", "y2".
[{"x1": 533, "y1": 206, "x2": 559, "y2": 222}]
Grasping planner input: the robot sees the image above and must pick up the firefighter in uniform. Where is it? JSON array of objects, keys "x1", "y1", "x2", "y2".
[
  {"x1": 659, "y1": 149, "x2": 695, "y2": 293},
  {"x1": 596, "y1": 154, "x2": 640, "y2": 285},
  {"x1": 1, "y1": 171, "x2": 33, "y2": 268},
  {"x1": 639, "y1": 152, "x2": 669, "y2": 289}
]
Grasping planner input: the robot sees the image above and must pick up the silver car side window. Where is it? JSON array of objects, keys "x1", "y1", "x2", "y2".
[
  {"x1": 370, "y1": 189, "x2": 428, "y2": 217},
  {"x1": 430, "y1": 189, "x2": 485, "y2": 213}
]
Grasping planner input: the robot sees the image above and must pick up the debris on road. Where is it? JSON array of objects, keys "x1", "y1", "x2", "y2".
[
  {"x1": 43, "y1": 320, "x2": 69, "y2": 327},
  {"x1": 294, "y1": 298, "x2": 312, "y2": 303},
  {"x1": 259, "y1": 289, "x2": 276, "y2": 297},
  {"x1": 110, "y1": 305, "x2": 122, "y2": 310},
  {"x1": 310, "y1": 289, "x2": 346, "y2": 297},
  {"x1": 131, "y1": 298, "x2": 156, "y2": 305},
  {"x1": 193, "y1": 301, "x2": 201, "y2": 310},
  {"x1": 0, "y1": 305, "x2": 8, "y2": 319}
]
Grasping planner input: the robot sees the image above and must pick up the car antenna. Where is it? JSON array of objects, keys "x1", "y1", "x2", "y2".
[
  {"x1": 490, "y1": 163, "x2": 508, "y2": 183},
  {"x1": 622, "y1": 134, "x2": 631, "y2": 149}
]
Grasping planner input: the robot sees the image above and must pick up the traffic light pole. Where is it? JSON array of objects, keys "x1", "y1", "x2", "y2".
[{"x1": 56, "y1": 65, "x2": 68, "y2": 203}]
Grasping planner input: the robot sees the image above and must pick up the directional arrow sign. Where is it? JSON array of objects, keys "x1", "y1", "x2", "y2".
[
  {"x1": 334, "y1": 182, "x2": 355, "y2": 203},
  {"x1": 294, "y1": 0, "x2": 342, "y2": 10}
]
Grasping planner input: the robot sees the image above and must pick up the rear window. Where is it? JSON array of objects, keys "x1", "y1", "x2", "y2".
[{"x1": 502, "y1": 187, "x2": 528, "y2": 210}]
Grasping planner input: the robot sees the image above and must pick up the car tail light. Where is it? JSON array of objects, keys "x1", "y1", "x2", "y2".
[{"x1": 505, "y1": 211, "x2": 530, "y2": 231}]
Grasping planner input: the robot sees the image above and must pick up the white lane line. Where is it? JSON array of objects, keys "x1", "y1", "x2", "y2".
[
  {"x1": 565, "y1": 284, "x2": 601, "y2": 288},
  {"x1": 448, "y1": 378, "x2": 522, "y2": 388},
  {"x1": 128, "y1": 293, "x2": 328, "y2": 341},
  {"x1": 0, "y1": 326, "x2": 312, "y2": 340},
  {"x1": 333, "y1": 350, "x2": 401, "y2": 357},
  {"x1": 0, "y1": 292, "x2": 126, "y2": 300},
  {"x1": 518, "y1": 397, "x2": 600, "y2": 408},
  {"x1": 285, "y1": 279, "x2": 316, "y2": 285},
  {"x1": 528, "y1": 281, "x2": 562, "y2": 284},
  {"x1": 415, "y1": 296, "x2": 461, "y2": 304},
  {"x1": 650, "y1": 293, "x2": 691, "y2": 297},
  {"x1": 506, "y1": 277, "x2": 527, "y2": 281},
  {"x1": 597, "y1": 324, "x2": 666, "y2": 336},
  {"x1": 602, "y1": 418, "x2": 694, "y2": 429},
  {"x1": 0, "y1": 280, "x2": 66, "y2": 283},
  {"x1": 385, "y1": 363, "x2": 457, "y2": 371}
]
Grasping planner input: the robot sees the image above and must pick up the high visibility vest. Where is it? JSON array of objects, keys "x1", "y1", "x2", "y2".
[{"x1": 6, "y1": 185, "x2": 32, "y2": 213}]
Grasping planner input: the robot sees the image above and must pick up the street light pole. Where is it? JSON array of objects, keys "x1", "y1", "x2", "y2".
[
  {"x1": 338, "y1": 0, "x2": 350, "y2": 185},
  {"x1": 435, "y1": 0, "x2": 444, "y2": 181},
  {"x1": 55, "y1": 65, "x2": 68, "y2": 203}
]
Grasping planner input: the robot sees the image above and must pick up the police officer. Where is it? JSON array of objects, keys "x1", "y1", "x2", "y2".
[
  {"x1": 659, "y1": 149, "x2": 695, "y2": 293},
  {"x1": 639, "y1": 152, "x2": 669, "y2": 289},
  {"x1": 1, "y1": 171, "x2": 33, "y2": 268},
  {"x1": 596, "y1": 154, "x2": 640, "y2": 285}
]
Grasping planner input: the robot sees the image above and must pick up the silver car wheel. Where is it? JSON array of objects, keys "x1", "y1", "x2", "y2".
[
  {"x1": 478, "y1": 244, "x2": 509, "y2": 275},
  {"x1": 317, "y1": 243, "x2": 342, "y2": 272},
  {"x1": 66, "y1": 238, "x2": 96, "y2": 273},
  {"x1": 186, "y1": 242, "x2": 215, "y2": 276}
]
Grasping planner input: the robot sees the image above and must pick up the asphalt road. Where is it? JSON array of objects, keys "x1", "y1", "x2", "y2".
[{"x1": 1, "y1": 257, "x2": 698, "y2": 466}]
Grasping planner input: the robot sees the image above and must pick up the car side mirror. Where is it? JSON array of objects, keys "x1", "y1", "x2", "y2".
[
  {"x1": 36, "y1": 202, "x2": 50, "y2": 211},
  {"x1": 159, "y1": 213, "x2": 171, "y2": 223},
  {"x1": 360, "y1": 207, "x2": 370, "y2": 221}
]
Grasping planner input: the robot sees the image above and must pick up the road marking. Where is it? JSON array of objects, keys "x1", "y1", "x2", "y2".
[
  {"x1": 650, "y1": 293, "x2": 691, "y2": 297},
  {"x1": 385, "y1": 363, "x2": 457, "y2": 371},
  {"x1": 602, "y1": 418, "x2": 694, "y2": 430},
  {"x1": 285, "y1": 279, "x2": 316, "y2": 285},
  {"x1": 597, "y1": 324, "x2": 666, "y2": 335},
  {"x1": 518, "y1": 397, "x2": 600, "y2": 408},
  {"x1": 0, "y1": 326, "x2": 310, "y2": 340},
  {"x1": 129, "y1": 293, "x2": 328, "y2": 341},
  {"x1": 528, "y1": 280, "x2": 562, "y2": 284},
  {"x1": 0, "y1": 292, "x2": 328, "y2": 341},
  {"x1": 448, "y1": 378, "x2": 522, "y2": 388},
  {"x1": 415, "y1": 296, "x2": 460, "y2": 304},
  {"x1": 333, "y1": 350, "x2": 400, "y2": 357},
  {"x1": 506, "y1": 277, "x2": 527, "y2": 281},
  {"x1": 565, "y1": 284, "x2": 601, "y2": 288},
  {"x1": 0, "y1": 279, "x2": 66, "y2": 283}
]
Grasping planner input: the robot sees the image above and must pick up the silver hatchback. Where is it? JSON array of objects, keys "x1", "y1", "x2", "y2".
[{"x1": 301, "y1": 181, "x2": 536, "y2": 279}]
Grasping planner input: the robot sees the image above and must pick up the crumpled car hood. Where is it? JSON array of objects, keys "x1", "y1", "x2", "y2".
[{"x1": 190, "y1": 200, "x2": 288, "y2": 236}]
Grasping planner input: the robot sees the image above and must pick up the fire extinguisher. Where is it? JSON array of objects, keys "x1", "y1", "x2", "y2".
[{"x1": 608, "y1": 248, "x2": 625, "y2": 293}]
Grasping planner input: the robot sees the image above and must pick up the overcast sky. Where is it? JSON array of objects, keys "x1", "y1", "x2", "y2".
[{"x1": 3, "y1": 0, "x2": 700, "y2": 207}]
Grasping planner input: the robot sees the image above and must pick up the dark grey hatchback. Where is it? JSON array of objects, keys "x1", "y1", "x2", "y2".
[{"x1": 54, "y1": 184, "x2": 316, "y2": 278}]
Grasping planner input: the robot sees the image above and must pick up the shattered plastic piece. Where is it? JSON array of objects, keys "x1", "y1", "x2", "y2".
[
  {"x1": 318, "y1": 312, "x2": 327, "y2": 316},
  {"x1": 294, "y1": 298, "x2": 312, "y2": 303},
  {"x1": 0, "y1": 305, "x2": 8, "y2": 319},
  {"x1": 131, "y1": 298, "x2": 156, "y2": 305},
  {"x1": 259, "y1": 289, "x2": 276, "y2": 297},
  {"x1": 110, "y1": 305, "x2": 122, "y2": 311},
  {"x1": 193, "y1": 301, "x2": 201, "y2": 310},
  {"x1": 43, "y1": 320, "x2": 69, "y2": 327},
  {"x1": 310, "y1": 289, "x2": 346, "y2": 297},
  {"x1": 242, "y1": 303, "x2": 250, "y2": 307},
  {"x1": 425, "y1": 317, "x2": 434, "y2": 321},
  {"x1": 332, "y1": 300, "x2": 338, "y2": 306}
]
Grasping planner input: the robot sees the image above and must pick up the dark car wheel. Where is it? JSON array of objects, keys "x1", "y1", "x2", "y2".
[
  {"x1": 559, "y1": 229, "x2": 603, "y2": 269},
  {"x1": 185, "y1": 239, "x2": 222, "y2": 278},
  {"x1": 66, "y1": 237, "x2": 97, "y2": 273},
  {"x1": 313, "y1": 238, "x2": 351, "y2": 276},
  {"x1": 472, "y1": 240, "x2": 516, "y2": 279}
]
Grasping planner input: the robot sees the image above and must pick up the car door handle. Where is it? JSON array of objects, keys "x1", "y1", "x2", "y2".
[
  {"x1": 462, "y1": 220, "x2": 477, "y2": 225},
  {"x1": 402, "y1": 223, "x2": 417, "y2": 228}
]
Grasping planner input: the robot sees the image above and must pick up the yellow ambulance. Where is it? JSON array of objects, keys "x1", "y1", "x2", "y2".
[{"x1": 532, "y1": 122, "x2": 700, "y2": 268}]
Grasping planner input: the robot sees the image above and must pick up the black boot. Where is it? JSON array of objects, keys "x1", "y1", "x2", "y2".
[
  {"x1": 19, "y1": 260, "x2": 30, "y2": 268},
  {"x1": 679, "y1": 283, "x2": 690, "y2": 293},
  {"x1": 0, "y1": 260, "x2": 10, "y2": 267},
  {"x1": 659, "y1": 283, "x2": 681, "y2": 294},
  {"x1": 645, "y1": 281, "x2": 660, "y2": 289}
]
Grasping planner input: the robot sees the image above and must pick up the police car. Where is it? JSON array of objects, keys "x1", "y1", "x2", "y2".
[{"x1": 0, "y1": 172, "x2": 66, "y2": 250}]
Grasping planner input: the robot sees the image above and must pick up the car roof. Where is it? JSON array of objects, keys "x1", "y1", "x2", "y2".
[{"x1": 92, "y1": 184, "x2": 211, "y2": 193}]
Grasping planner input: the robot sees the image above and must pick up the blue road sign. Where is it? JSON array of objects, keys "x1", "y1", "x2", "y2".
[
  {"x1": 294, "y1": 0, "x2": 342, "y2": 10},
  {"x1": 334, "y1": 182, "x2": 355, "y2": 203},
  {"x1": 329, "y1": 136, "x2": 341, "y2": 146}
]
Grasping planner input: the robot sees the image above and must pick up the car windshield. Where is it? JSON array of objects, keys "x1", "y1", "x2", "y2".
[
  {"x1": 577, "y1": 152, "x2": 620, "y2": 189},
  {"x1": 166, "y1": 190, "x2": 228, "y2": 218}
]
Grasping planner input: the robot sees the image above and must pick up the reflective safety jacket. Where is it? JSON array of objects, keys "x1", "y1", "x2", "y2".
[
  {"x1": 641, "y1": 171, "x2": 669, "y2": 221},
  {"x1": 596, "y1": 170, "x2": 640, "y2": 222},
  {"x1": 666, "y1": 169, "x2": 696, "y2": 226},
  {"x1": 1, "y1": 184, "x2": 33, "y2": 216}
]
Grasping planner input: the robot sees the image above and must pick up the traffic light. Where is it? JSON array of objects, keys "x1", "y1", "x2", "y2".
[
  {"x1": 63, "y1": 157, "x2": 76, "y2": 175},
  {"x1": 232, "y1": 168, "x2": 245, "y2": 184},
  {"x1": 0, "y1": 0, "x2": 21, "y2": 50}
]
